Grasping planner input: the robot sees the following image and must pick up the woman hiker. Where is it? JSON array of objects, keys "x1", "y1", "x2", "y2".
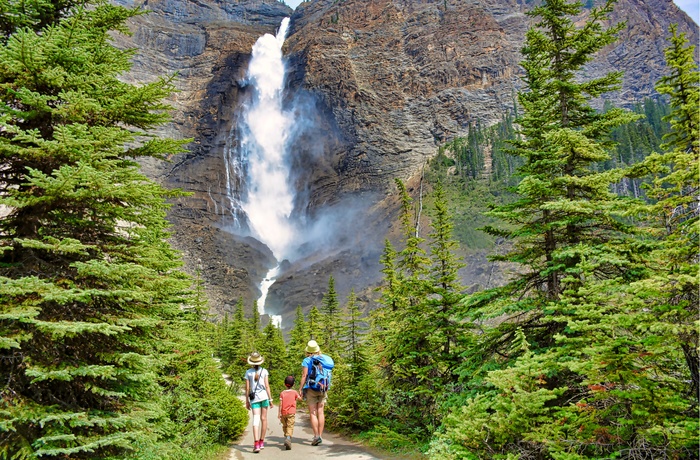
[{"x1": 245, "y1": 352, "x2": 273, "y2": 453}]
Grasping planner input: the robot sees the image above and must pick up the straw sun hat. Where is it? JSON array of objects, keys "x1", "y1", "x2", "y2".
[
  {"x1": 305, "y1": 340, "x2": 321, "y2": 354},
  {"x1": 247, "y1": 352, "x2": 264, "y2": 366}
]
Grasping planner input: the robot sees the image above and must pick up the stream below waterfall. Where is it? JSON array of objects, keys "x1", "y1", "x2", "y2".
[{"x1": 258, "y1": 265, "x2": 281, "y2": 327}]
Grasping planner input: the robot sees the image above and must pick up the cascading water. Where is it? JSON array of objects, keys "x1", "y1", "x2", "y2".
[{"x1": 224, "y1": 18, "x2": 293, "y2": 327}]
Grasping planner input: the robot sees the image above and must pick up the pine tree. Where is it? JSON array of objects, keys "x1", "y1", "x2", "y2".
[
  {"x1": 258, "y1": 321, "x2": 287, "y2": 396},
  {"x1": 340, "y1": 289, "x2": 369, "y2": 384},
  {"x1": 285, "y1": 305, "x2": 310, "y2": 380},
  {"x1": 426, "y1": 181, "x2": 465, "y2": 383},
  {"x1": 434, "y1": 1, "x2": 647, "y2": 458},
  {"x1": 0, "y1": 0, "x2": 193, "y2": 457},
  {"x1": 376, "y1": 179, "x2": 438, "y2": 436},
  {"x1": 320, "y1": 275, "x2": 341, "y2": 355},
  {"x1": 219, "y1": 298, "x2": 248, "y2": 372},
  {"x1": 475, "y1": 0, "x2": 637, "y2": 354},
  {"x1": 249, "y1": 300, "x2": 262, "y2": 349},
  {"x1": 306, "y1": 305, "x2": 323, "y2": 343},
  {"x1": 646, "y1": 25, "x2": 700, "y2": 398}
]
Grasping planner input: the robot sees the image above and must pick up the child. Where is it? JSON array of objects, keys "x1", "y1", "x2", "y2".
[{"x1": 278, "y1": 375, "x2": 302, "y2": 450}]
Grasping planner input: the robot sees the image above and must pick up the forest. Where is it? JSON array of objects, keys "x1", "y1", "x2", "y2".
[{"x1": 1, "y1": 0, "x2": 698, "y2": 459}]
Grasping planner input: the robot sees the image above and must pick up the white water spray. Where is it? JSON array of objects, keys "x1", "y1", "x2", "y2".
[
  {"x1": 225, "y1": 18, "x2": 292, "y2": 327},
  {"x1": 240, "y1": 18, "x2": 294, "y2": 261}
]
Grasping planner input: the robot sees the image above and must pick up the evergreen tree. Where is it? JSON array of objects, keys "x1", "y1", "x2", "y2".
[
  {"x1": 257, "y1": 321, "x2": 287, "y2": 397},
  {"x1": 285, "y1": 306, "x2": 309, "y2": 380},
  {"x1": 219, "y1": 298, "x2": 248, "y2": 374},
  {"x1": 249, "y1": 300, "x2": 262, "y2": 349},
  {"x1": 154, "y1": 314, "x2": 248, "y2": 458},
  {"x1": 0, "y1": 0, "x2": 196, "y2": 457},
  {"x1": 378, "y1": 238, "x2": 401, "y2": 312},
  {"x1": 306, "y1": 305, "x2": 323, "y2": 343},
  {"x1": 287, "y1": 305, "x2": 309, "y2": 359},
  {"x1": 340, "y1": 289, "x2": 369, "y2": 383},
  {"x1": 320, "y1": 275, "x2": 341, "y2": 355},
  {"x1": 377, "y1": 180, "x2": 438, "y2": 436},
  {"x1": 426, "y1": 181, "x2": 465, "y2": 384},
  {"x1": 625, "y1": 21, "x2": 700, "y2": 423},
  {"x1": 433, "y1": 1, "x2": 646, "y2": 458},
  {"x1": 475, "y1": 0, "x2": 637, "y2": 353}
]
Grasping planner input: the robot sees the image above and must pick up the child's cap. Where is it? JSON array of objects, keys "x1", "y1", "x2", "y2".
[{"x1": 284, "y1": 375, "x2": 295, "y2": 387}]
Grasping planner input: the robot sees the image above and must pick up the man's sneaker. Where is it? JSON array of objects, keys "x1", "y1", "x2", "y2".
[
  {"x1": 284, "y1": 437, "x2": 292, "y2": 450},
  {"x1": 253, "y1": 440, "x2": 260, "y2": 453},
  {"x1": 311, "y1": 437, "x2": 322, "y2": 446}
]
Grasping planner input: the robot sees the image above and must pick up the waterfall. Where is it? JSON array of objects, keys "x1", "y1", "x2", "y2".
[{"x1": 224, "y1": 18, "x2": 291, "y2": 327}]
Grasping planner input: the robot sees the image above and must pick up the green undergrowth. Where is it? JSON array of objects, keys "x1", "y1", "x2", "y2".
[{"x1": 354, "y1": 426, "x2": 429, "y2": 459}]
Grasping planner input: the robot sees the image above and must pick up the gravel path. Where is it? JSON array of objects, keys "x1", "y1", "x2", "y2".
[{"x1": 228, "y1": 401, "x2": 379, "y2": 459}]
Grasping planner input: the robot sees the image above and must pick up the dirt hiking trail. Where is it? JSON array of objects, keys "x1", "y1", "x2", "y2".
[{"x1": 228, "y1": 404, "x2": 380, "y2": 459}]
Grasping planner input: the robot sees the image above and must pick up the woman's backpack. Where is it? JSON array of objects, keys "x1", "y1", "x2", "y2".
[{"x1": 307, "y1": 354, "x2": 334, "y2": 392}]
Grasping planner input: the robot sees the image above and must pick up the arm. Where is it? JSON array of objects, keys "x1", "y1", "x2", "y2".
[
  {"x1": 278, "y1": 392, "x2": 282, "y2": 419},
  {"x1": 264, "y1": 372, "x2": 273, "y2": 407},
  {"x1": 298, "y1": 365, "x2": 308, "y2": 396},
  {"x1": 245, "y1": 373, "x2": 251, "y2": 410}
]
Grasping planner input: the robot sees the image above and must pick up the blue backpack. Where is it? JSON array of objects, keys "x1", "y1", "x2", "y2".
[{"x1": 307, "y1": 354, "x2": 334, "y2": 392}]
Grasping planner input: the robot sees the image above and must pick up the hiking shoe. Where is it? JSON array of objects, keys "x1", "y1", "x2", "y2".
[
  {"x1": 311, "y1": 437, "x2": 322, "y2": 446},
  {"x1": 284, "y1": 438, "x2": 291, "y2": 450},
  {"x1": 253, "y1": 441, "x2": 260, "y2": 453}
]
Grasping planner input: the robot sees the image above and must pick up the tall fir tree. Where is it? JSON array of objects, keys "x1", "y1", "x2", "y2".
[
  {"x1": 376, "y1": 179, "x2": 441, "y2": 436},
  {"x1": 433, "y1": 1, "x2": 649, "y2": 458},
  {"x1": 249, "y1": 300, "x2": 262, "y2": 350},
  {"x1": 340, "y1": 289, "x2": 368, "y2": 384},
  {"x1": 320, "y1": 275, "x2": 341, "y2": 356},
  {"x1": 426, "y1": 181, "x2": 466, "y2": 386},
  {"x1": 0, "y1": 0, "x2": 197, "y2": 457},
  {"x1": 284, "y1": 306, "x2": 310, "y2": 381},
  {"x1": 649, "y1": 28, "x2": 699, "y2": 399},
  {"x1": 219, "y1": 298, "x2": 248, "y2": 374},
  {"x1": 473, "y1": 0, "x2": 637, "y2": 357},
  {"x1": 306, "y1": 305, "x2": 323, "y2": 344},
  {"x1": 257, "y1": 321, "x2": 287, "y2": 396}
]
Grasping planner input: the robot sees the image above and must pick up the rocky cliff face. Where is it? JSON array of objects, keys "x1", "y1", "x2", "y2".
[
  {"x1": 118, "y1": 0, "x2": 698, "y2": 327},
  {"x1": 283, "y1": 0, "x2": 698, "y2": 202},
  {"x1": 113, "y1": 0, "x2": 291, "y2": 313}
]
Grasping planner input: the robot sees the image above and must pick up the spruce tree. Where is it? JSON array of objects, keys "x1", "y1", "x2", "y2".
[
  {"x1": 249, "y1": 300, "x2": 262, "y2": 349},
  {"x1": 257, "y1": 321, "x2": 287, "y2": 396},
  {"x1": 433, "y1": 1, "x2": 645, "y2": 458},
  {"x1": 320, "y1": 275, "x2": 341, "y2": 355},
  {"x1": 426, "y1": 181, "x2": 465, "y2": 384},
  {"x1": 474, "y1": 0, "x2": 637, "y2": 358},
  {"x1": 287, "y1": 305, "x2": 309, "y2": 359},
  {"x1": 306, "y1": 305, "x2": 323, "y2": 343},
  {"x1": 377, "y1": 179, "x2": 438, "y2": 436},
  {"x1": 219, "y1": 298, "x2": 248, "y2": 372},
  {"x1": 639, "y1": 18, "x2": 699, "y2": 432},
  {"x1": 285, "y1": 305, "x2": 309, "y2": 380},
  {"x1": 0, "y1": 0, "x2": 192, "y2": 457},
  {"x1": 340, "y1": 289, "x2": 368, "y2": 384}
]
